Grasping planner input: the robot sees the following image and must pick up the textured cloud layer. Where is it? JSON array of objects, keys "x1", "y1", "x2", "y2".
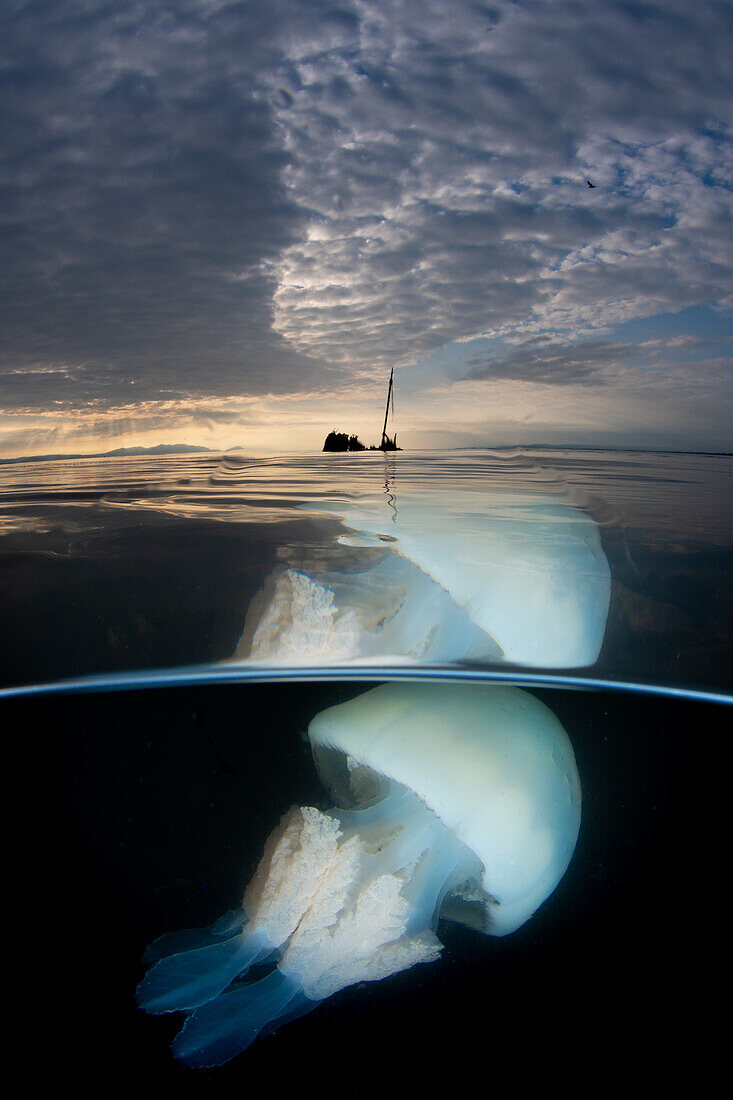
[
  {"x1": 1, "y1": 1, "x2": 321, "y2": 408},
  {"x1": 268, "y1": 0, "x2": 732, "y2": 371},
  {"x1": 1, "y1": 0, "x2": 731, "y2": 431}
]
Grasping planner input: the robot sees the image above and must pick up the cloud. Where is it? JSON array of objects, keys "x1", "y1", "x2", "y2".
[
  {"x1": 0, "y1": 0, "x2": 731, "y2": 426},
  {"x1": 268, "y1": 0, "x2": 733, "y2": 367},
  {"x1": 0, "y1": 0, "x2": 328, "y2": 408},
  {"x1": 464, "y1": 337, "x2": 635, "y2": 385}
]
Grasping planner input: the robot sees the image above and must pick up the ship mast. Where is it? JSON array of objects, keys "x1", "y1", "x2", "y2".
[{"x1": 380, "y1": 367, "x2": 394, "y2": 448}]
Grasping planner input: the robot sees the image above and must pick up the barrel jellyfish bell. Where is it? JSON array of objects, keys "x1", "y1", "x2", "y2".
[
  {"x1": 137, "y1": 683, "x2": 581, "y2": 1067},
  {"x1": 236, "y1": 490, "x2": 611, "y2": 669}
]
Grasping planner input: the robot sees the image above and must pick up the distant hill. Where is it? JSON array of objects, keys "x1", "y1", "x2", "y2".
[{"x1": 0, "y1": 443, "x2": 215, "y2": 465}]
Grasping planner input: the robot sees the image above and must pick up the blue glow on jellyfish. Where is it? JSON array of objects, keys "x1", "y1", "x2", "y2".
[{"x1": 138, "y1": 683, "x2": 581, "y2": 1067}]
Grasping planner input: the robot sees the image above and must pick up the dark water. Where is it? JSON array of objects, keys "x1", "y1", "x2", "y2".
[
  {"x1": 9, "y1": 682, "x2": 726, "y2": 1090},
  {"x1": 1, "y1": 449, "x2": 730, "y2": 1087},
  {"x1": 1, "y1": 447, "x2": 732, "y2": 696}
]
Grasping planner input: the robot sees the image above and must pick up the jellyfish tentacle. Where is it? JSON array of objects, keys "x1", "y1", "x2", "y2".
[
  {"x1": 171, "y1": 970, "x2": 316, "y2": 1069},
  {"x1": 211, "y1": 909, "x2": 249, "y2": 936},
  {"x1": 142, "y1": 909, "x2": 247, "y2": 966},
  {"x1": 138, "y1": 806, "x2": 343, "y2": 1015},
  {"x1": 136, "y1": 926, "x2": 274, "y2": 1013}
]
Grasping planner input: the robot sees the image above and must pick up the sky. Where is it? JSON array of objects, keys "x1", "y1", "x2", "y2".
[{"x1": 1, "y1": 0, "x2": 732, "y2": 457}]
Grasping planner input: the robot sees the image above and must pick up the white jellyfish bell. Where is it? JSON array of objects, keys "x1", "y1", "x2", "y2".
[
  {"x1": 235, "y1": 489, "x2": 611, "y2": 669},
  {"x1": 137, "y1": 683, "x2": 581, "y2": 1067}
]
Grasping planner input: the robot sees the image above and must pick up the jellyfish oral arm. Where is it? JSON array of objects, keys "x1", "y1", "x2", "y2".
[
  {"x1": 279, "y1": 786, "x2": 475, "y2": 1002},
  {"x1": 136, "y1": 806, "x2": 341, "y2": 1015},
  {"x1": 135, "y1": 926, "x2": 274, "y2": 1015},
  {"x1": 139, "y1": 784, "x2": 478, "y2": 1067}
]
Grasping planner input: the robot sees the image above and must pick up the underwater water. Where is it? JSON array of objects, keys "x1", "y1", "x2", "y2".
[
  {"x1": 8, "y1": 683, "x2": 729, "y2": 1090},
  {"x1": 1, "y1": 449, "x2": 730, "y2": 1088}
]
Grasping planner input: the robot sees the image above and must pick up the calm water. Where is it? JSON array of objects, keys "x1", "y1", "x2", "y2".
[
  {"x1": 1, "y1": 447, "x2": 731, "y2": 696},
  {"x1": 2, "y1": 449, "x2": 730, "y2": 1087},
  {"x1": 9, "y1": 683, "x2": 728, "y2": 1089}
]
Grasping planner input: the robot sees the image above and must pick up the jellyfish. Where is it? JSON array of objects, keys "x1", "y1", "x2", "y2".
[
  {"x1": 234, "y1": 489, "x2": 611, "y2": 669},
  {"x1": 137, "y1": 683, "x2": 581, "y2": 1067}
]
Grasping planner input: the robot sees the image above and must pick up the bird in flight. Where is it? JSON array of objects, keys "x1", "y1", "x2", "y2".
[{"x1": 586, "y1": 180, "x2": 596, "y2": 188}]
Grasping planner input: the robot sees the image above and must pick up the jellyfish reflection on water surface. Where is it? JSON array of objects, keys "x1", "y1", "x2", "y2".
[
  {"x1": 236, "y1": 490, "x2": 611, "y2": 669},
  {"x1": 137, "y1": 682, "x2": 581, "y2": 1067}
]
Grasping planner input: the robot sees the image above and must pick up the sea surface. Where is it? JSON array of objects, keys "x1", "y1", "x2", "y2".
[
  {"x1": 1, "y1": 447, "x2": 731, "y2": 696},
  {"x1": 2, "y1": 448, "x2": 730, "y2": 1088}
]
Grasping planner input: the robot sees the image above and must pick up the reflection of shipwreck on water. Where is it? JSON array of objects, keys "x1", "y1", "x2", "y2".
[{"x1": 323, "y1": 368, "x2": 402, "y2": 452}]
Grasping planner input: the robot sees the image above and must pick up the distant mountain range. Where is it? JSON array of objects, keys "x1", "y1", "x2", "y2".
[
  {"x1": 1, "y1": 441, "x2": 730, "y2": 465},
  {"x1": 0, "y1": 443, "x2": 215, "y2": 465}
]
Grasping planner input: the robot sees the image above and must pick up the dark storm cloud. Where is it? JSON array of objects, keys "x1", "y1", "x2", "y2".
[
  {"x1": 1, "y1": 0, "x2": 731, "y2": 414},
  {"x1": 0, "y1": 0, "x2": 345, "y2": 409}
]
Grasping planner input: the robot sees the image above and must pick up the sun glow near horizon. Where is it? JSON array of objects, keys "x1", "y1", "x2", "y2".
[{"x1": 1, "y1": 1, "x2": 730, "y2": 459}]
